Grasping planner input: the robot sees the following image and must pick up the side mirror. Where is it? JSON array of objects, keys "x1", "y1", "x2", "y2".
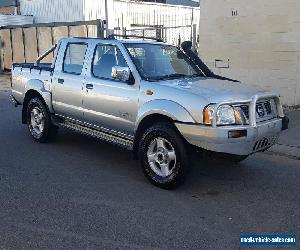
[{"x1": 111, "y1": 66, "x2": 132, "y2": 83}]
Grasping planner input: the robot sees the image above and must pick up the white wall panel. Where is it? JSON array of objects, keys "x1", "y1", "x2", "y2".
[
  {"x1": 83, "y1": 0, "x2": 107, "y2": 21},
  {"x1": 20, "y1": 0, "x2": 84, "y2": 23},
  {"x1": 113, "y1": 0, "x2": 199, "y2": 28},
  {"x1": 20, "y1": 0, "x2": 199, "y2": 28}
]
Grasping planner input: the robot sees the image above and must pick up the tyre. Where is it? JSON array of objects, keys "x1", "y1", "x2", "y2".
[
  {"x1": 139, "y1": 123, "x2": 189, "y2": 189},
  {"x1": 26, "y1": 97, "x2": 58, "y2": 143}
]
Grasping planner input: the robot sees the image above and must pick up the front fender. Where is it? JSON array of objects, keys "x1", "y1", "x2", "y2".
[
  {"x1": 136, "y1": 99, "x2": 195, "y2": 129},
  {"x1": 25, "y1": 79, "x2": 54, "y2": 113}
]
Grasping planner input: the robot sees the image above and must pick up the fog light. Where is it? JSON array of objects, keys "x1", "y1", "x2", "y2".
[{"x1": 228, "y1": 130, "x2": 247, "y2": 138}]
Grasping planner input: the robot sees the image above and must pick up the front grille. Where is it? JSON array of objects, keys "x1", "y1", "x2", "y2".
[
  {"x1": 264, "y1": 101, "x2": 272, "y2": 114},
  {"x1": 235, "y1": 99, "x2": 277, "y2": 125},
  {"x1": 256, "y1": 101, "x2": 272, "y2": 117},
  {"x1": 256, "y1": 99, "x2": 277, "y2": 121},
  {"x1": 240, "y1": 105, "x2": 249, "y2": 119}
]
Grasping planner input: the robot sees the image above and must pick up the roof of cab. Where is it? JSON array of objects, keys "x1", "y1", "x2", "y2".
[{"x1": 60, "y1": 37, "x2": 166, "y2": 45}]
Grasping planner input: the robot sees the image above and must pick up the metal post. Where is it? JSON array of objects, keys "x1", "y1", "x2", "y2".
[
  {"x1": 190, "y1": 8, "x2": 194, "y2": 42},
  {"x1": 97, "y1": 20, "x2": 104, "y2": 38},
  {"x1": 192, "y1": 24, "x2": 197, "y2": 50},
  {"x1": 105, "y1": 0, "x2": 109, "y2": 36}
]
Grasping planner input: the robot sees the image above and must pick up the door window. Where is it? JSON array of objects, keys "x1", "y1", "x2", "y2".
[
  {"x1": 92, "y1": 44, "x2": 128, "y2": 80},
  {"x1": 63, "y1": 43, "x2": 87, "y2": 75}
]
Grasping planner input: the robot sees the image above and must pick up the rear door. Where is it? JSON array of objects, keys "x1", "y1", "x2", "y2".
[{"x1": 52, "y1": 42, "x2": 88, "y2": 121}]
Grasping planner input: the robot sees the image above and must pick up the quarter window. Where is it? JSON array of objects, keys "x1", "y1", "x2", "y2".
[
  {"x1": 63, "y1": 43, "x2": 87, "y2": 75},
  {"x1": 92, "y1": 44, "x2": 128, "y2": 80}
]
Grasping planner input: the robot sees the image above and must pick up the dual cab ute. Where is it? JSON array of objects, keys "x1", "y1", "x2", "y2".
[{"x1": 11, "y1": 36, "x2": 289, "y2": 189}]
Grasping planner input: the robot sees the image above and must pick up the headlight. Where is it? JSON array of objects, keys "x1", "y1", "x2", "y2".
[
  {"x1": 216, "y1": 105, "x2": 236, "y2": 125},
  {"x1": 203, "y1": 105, "x2": 245, "y2": 126}
]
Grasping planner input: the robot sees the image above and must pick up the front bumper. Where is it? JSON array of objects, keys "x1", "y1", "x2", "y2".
[{"x1": 176, "y1": 117, "x2": 288, "y2": 156}]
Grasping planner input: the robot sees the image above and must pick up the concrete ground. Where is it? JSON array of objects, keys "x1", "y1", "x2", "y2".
[
  {"x1": 268, "y1": 109, "x2": 300, "y2": 159},
  {"x1": 0, "y1": 73, "x2": 10, "y2": 91},
  {"x1": 0, "y1": 74, "x2": 299, "y2": 249},
  {"x1": 279, "y1": 110, "x2": 300, "y2": 147}
]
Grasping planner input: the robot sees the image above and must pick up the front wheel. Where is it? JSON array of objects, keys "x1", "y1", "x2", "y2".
[
  {"x1": 26, "y1": 97, "x2": 58, "y2": 143},
  {"x1": 139, "y1": 123, "x2": 190, "y2": 189}
]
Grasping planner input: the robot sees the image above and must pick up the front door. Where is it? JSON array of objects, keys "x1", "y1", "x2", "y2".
[
  {"x1": 52, "y1": 42, "x2": 88, "y2": 121},
  {"x1": 83, "y1": 43, "x2": 139, "y2": 137}
]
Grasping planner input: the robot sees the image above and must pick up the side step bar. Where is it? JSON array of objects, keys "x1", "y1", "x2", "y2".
[{"x1": 52, "y1": 116, "x2": 134, "y2": 150}]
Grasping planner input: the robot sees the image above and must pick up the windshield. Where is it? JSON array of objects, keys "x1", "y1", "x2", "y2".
[{"x1": 124, "y1": 43, "x2": 204, "y2": 81}]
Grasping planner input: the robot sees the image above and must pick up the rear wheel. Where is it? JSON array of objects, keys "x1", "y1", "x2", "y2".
[
  {"x1": 139, "y1": 123, "x2": 189, "y2": 189},
  {"x1": 26, "y1": 97, "x2": 58, "y2": 143}
]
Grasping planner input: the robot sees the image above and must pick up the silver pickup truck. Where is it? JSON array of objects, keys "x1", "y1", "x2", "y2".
[{"x1": 11, "y1": 36, "x2": 289, "y2": 189}]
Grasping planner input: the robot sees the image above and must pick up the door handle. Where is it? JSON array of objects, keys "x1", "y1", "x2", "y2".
[
  {"x1": 86, "y1": 84, "x2": 94, "y2": 90},
  {"x1": 58, "y1": 78, "x2": 64, "y2": 84}
]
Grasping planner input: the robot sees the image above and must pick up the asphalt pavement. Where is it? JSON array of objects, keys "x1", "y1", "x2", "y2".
[{"x1": 0, "y1": 89, "x2": 299, "y2": 249}]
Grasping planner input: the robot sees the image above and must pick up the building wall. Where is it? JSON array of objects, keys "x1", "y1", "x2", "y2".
[
  {"x1": 199, "y1": 0, "x2": 300, "y2": 106},
  {"x1": 19, "y1": 0, "x2": 85, "y2": 23},
  {"x1": 20, "y1": 0, "x2": 198, "y2": 28},
  {"x1": 113, "y1": 0, "x2": 199, "y2": 45},
  {"x1": 19, "y1": 0, "x2": 199, "y2": 46},
  {"x1": 113, "y1": 1, "x2": 198, "y2": 28}
]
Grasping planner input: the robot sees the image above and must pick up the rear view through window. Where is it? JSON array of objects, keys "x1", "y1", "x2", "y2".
[{"x1": 63, "y1": 43, "x2": 87, "y2": 75}]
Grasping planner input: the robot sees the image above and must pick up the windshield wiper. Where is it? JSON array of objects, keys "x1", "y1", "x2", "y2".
[
  {"x1": 154, "y1": 73, "x2": 189, "y2": 81},
  {"x1": 189, "y1": 73, "x2": 204, "y2": 78},
  {"x1": 147, "y1": 73, "x2": 203, "y2": 82}
]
